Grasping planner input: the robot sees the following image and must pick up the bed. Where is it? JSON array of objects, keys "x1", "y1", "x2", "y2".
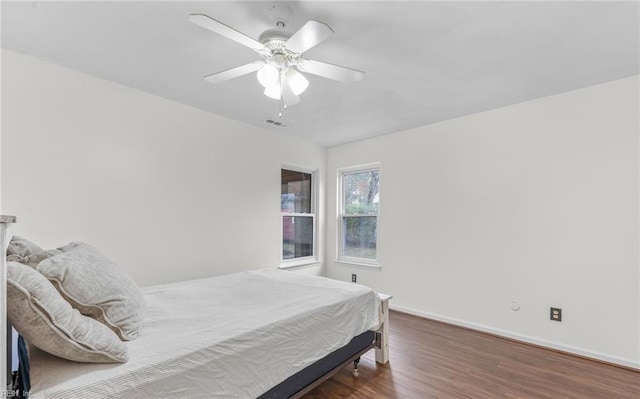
[{"x1": 1, "y1": 216, "x2": 391, "y2": 398}]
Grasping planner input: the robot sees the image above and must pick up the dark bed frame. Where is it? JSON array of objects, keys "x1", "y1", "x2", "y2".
[{"x1": 260, "y1": 330, "x2": 377, "y2": 398}]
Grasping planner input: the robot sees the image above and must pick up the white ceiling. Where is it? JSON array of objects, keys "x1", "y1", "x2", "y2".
[{"x1": 2, "y1": 1, "x2": 638, "y2": 147}]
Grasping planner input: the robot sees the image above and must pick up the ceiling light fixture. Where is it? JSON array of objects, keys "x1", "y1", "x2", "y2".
[
  {"x1": 257, "y1": 54, "x2": 309, "y2": 103},
  {"x1": 285, "y1": 68, "x2": 309, "y2": 95},
  {"x1": 257, "y1": 63, "x2": 279, "y2": 89},
  {"x1": 189, "y1": 8, "x2": 366, "y2": 115}
]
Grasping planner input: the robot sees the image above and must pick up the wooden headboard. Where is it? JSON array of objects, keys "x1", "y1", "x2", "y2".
[{"x1": 1, "y1": 215, "x2": 17, "y2": 390}]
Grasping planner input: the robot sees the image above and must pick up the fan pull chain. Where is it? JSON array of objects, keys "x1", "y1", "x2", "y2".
[
  {"x1": 278, "y1": 102, "x2": 288, "y2": 118},
  {"x1": 279, "y1": 69, "x2": 287, "y2": 118}
]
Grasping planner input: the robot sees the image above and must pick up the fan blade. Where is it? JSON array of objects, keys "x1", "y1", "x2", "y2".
[
  {"x1": 286, "y1": 20, "x2": 334, "y2": 54},
  {"x1": 297, "y1": 59, "x2": 365, "y2": 83},
  {"x1": 204, "y1": 62, "x2": 264, "y2": 84},
  {"x1": 282, "y1": 80, "x2": 300, "y2": 105},
  {"x1": 189, "y1": 14, "x2": 266, "y2": 51}
]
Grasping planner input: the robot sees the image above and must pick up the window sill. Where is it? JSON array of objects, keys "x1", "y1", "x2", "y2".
[
  {"x1": 279, "y1": 259, "x2": 322, "y2": 270},
  {"x1": 335, "y1": 259, "x2": 381, "y2": 270}
]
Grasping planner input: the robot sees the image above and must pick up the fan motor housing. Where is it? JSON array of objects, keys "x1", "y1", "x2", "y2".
[
  {"x1": 259, "y1": 29, "x2": 300, "y2": 65},
  {"x1": 259, "y1": 29, "x2": 292, "y2": 46}
]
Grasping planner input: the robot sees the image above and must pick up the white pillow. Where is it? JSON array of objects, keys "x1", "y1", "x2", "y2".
[
  {"x1": 6, "y1": 236, "x2": 61, "y2": 268},
  {"x1": 7, "y1": 261, "x2": 128, "y2": 363},
  {"x1": 37, "y1": 242, "x2": 145, "y2": 341},
  {"x1": 6, "y1": 236, "x2": 43, "y2": 263}
]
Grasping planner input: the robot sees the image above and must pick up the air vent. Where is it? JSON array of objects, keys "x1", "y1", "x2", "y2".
[{"x1": 264, "y1": 118, "x2": 291, "y2": 128}]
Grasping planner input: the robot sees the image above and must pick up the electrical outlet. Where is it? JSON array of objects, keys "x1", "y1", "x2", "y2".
[
  {"x1": 550, "y1": 307, "x2": 562, "y2": 322},
  {"x1": 351, "y1": 274, "x2": 357, "y2": 283}
]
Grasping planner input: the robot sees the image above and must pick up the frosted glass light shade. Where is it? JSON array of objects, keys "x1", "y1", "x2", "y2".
[
  {"x1": 264, "y1": 84, "x2": 281, "y2": 100},
  {"x1": 257, "y1": 64, "x2": 279, "y2": 88},
  {"x1": 285, "y1": 68, "x2": 309, "y2": 95}
]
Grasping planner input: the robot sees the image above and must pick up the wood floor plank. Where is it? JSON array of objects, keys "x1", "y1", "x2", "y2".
[{"x1": 304, "y1": 311, "x2": 639, "y2": 398}]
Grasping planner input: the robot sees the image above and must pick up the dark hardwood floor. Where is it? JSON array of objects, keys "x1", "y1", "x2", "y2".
[{"x1": 305, "y1": 311, "x2": 639, "y2": 398}]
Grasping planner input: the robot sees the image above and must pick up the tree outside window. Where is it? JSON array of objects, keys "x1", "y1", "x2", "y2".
[{"x1": 339, "y1": 165, "x2": 380, "y2": 265}]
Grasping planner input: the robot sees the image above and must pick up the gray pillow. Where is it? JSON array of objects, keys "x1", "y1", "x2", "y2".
[
  {"x1": 37, "y1": 242, "x2": 145, "y2": 341},
  {"x1": 7, "y1": 261, "x2": 128, "y2": 363},
  {"x1": 6, "y1": 236, "x2": 43, "y2": 263},
  {"x1": 17, "y1": 249, "x2": 62, "y2": 268}
]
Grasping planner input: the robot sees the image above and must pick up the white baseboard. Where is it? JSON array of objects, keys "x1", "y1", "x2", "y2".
[{"x1": 390, "y1": 304, "x2": 640, "y2": 371}]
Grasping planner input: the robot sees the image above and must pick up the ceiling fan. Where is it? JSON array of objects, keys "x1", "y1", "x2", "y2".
[{"x1": 188, "y1": 11, "x2": 365, "y2": 109}]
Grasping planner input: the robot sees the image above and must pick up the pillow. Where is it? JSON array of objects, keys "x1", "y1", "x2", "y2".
[
  {"x1": 6, "y1": 236, "x2": 60, "y2": 268},
  {"x1": 6, "y1": 261, "x2": 128, "y2": 363},
  {"x1": 18, "y1": 249, "x2": 63, "y2": 268},
  {"x1": 37, "y1": 242, "x2": 145, "y2": 341},
  {"x1": 6, "y1": 236, "x2": 43, "y2": 263}
]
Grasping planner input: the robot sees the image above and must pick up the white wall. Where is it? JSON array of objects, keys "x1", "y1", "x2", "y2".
[
  {"x1": 3, "y1": 48, "x2": 638, "y2": 368},
  {"x1": 326, "y1": 76, "x2": 640, "y2": 368},
  {"x1": 1, "y1": 49, "x2": 326, "y2": 285}
]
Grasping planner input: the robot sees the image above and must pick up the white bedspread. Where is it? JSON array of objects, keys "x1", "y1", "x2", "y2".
[{"x1": 28, "y1": 269, "x2": 381, "y2": 398}]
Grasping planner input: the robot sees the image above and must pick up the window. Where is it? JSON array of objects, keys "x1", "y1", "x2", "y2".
[
  {"x1": 281, "y1": 167, "x2": 316, "y2": 266},
  {"x1": 338, "y1": 164, "x2": 380, "y2": 266}
]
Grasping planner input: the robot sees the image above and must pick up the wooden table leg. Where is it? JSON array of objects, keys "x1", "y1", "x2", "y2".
[{"x1": 376, "y1": 294, "x2": 392, "y2": 364}]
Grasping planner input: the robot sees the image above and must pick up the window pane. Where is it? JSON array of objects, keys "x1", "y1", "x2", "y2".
[
  {"x1": 343, "y1": 170, "x2": 379, "y2": 215},
  {"x1": 342, "y1": 216, "x2": 377, "y2": 259},
  {"x1": 281, "y1": 169, "x2": 311, "y2": 213},
  {"x1": 282, "y1": 216, "x2": 314, "y2": 259}
]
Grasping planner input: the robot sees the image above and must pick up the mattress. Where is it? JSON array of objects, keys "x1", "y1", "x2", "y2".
[{"x1": 27, "y1": 269, "x2": 381, "y2": 398}]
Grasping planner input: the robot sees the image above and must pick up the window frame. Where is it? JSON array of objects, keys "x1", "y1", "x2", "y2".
[
  {"x1": 279, "y1": 164, "x2": 320, "y2": 269},
  {"x1": 337, "y1": 163, "x2": 381, "y2": 268}
]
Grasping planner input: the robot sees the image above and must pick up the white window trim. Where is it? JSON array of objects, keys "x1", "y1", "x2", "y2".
[
  {"x1": 280, "y1": 164, "x2": 320, "y2": 269},
  {"x1": 337, "y1": 163, "x2": 381, "y2": 269}
]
